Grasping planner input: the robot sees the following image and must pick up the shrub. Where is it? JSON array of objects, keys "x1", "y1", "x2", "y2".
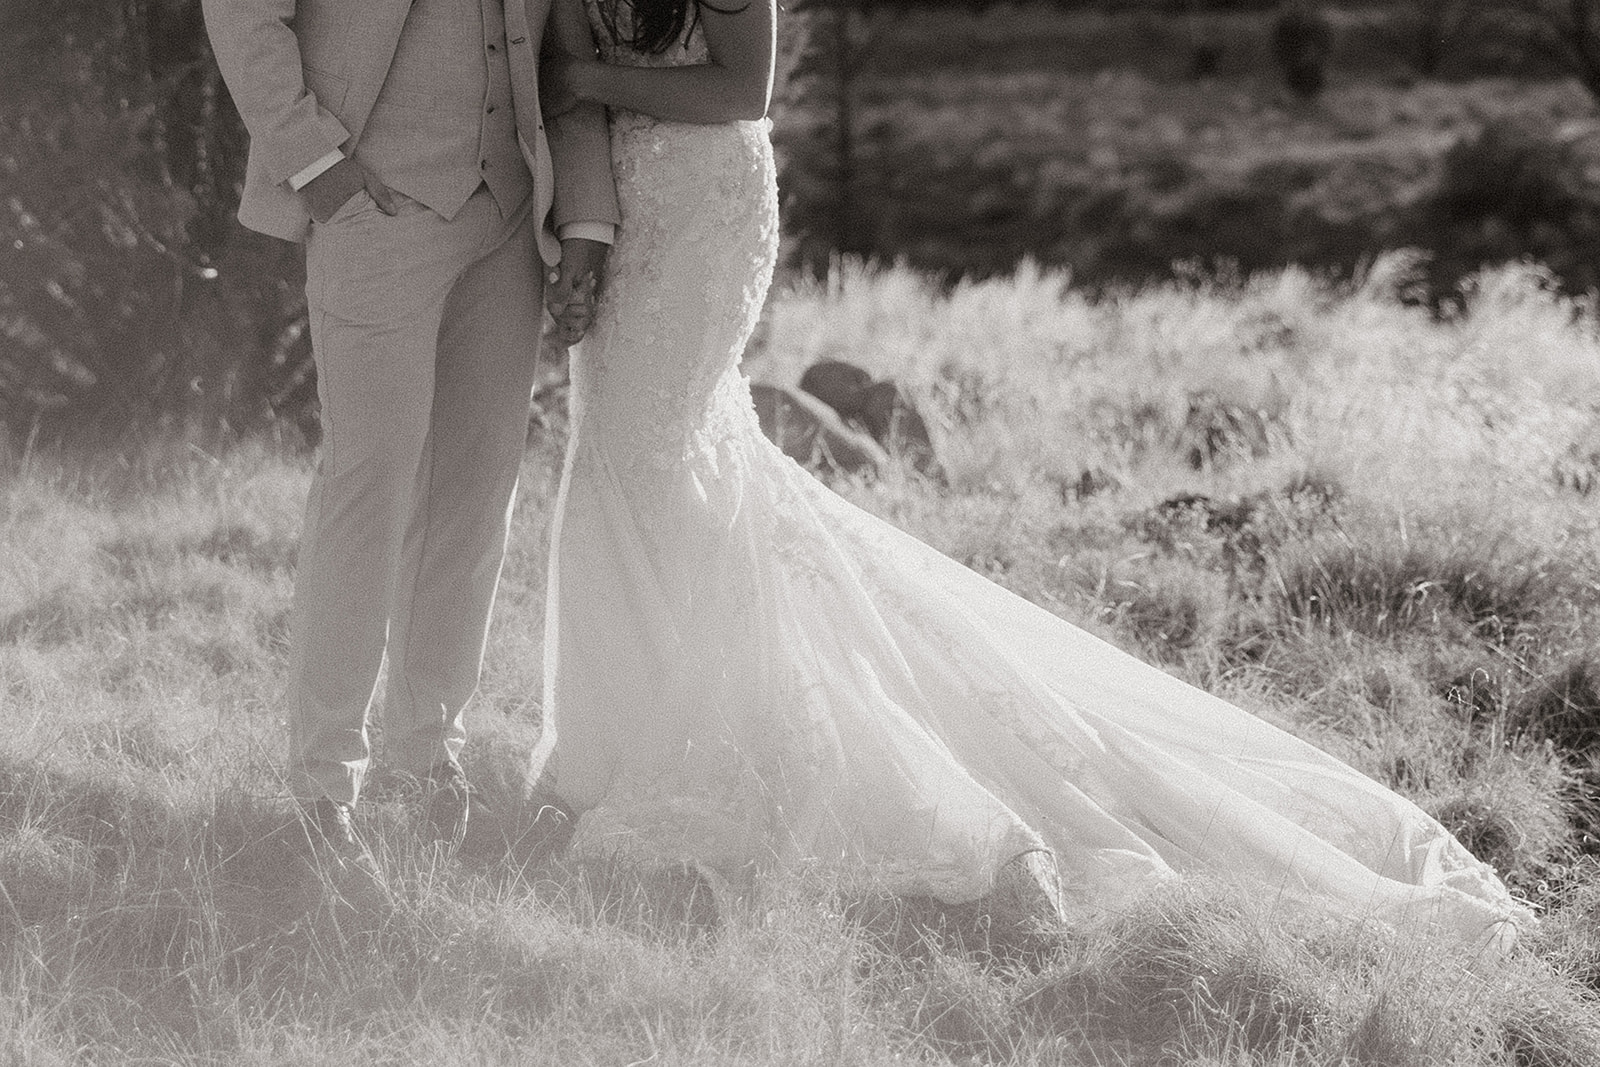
[
  {"x1": 1131, "y1": 474, "x2": 1344, "y2": 580},
  {"x1": 1455, "y1": 0, "x2": 1600, "y2": 105},
  {"x1": 0, "y1": 0, "x2": 312, "y2": 445},
  {"x1": 1271, "y1": 1, "x2": 1334, "y2": 98},
  {"x1": 1384, "y1": 0, "x2": 1472, "y2": 76},
  {"x1": 773, "y1": 0, "x2": 885, "y2": 273},
  {"x1": 1408, "y1": 118, "x2": 1600, "y2": 299}
]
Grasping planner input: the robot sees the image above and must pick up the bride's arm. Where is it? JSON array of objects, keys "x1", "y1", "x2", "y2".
[{"x1": 559, "y1": 0, "x2": 776, "y2": 124}]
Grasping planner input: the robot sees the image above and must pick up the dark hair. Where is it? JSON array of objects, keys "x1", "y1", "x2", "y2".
[{"x1": 597, "y1": 0, "x2": 749, "y2": 56}]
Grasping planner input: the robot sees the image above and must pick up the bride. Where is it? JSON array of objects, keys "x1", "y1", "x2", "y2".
[{"x1": 529, "y1": 0, "x2": 1530, "y2": 947}]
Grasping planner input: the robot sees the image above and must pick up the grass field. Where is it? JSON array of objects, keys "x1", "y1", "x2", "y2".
[{"x1": 3, "y1": 253, "x2": 1599, "y2": 1063}]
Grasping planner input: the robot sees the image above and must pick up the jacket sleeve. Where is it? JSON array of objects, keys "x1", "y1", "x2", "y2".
[
  {"x1": 541, "y1": 0, "x2": 621, "y2": 231},
  {"x1": 201, "y1": 0, "x2": 352, "y2": 186},
  {"x1": 545, "y1": 104, "x2": 621, "y2": 231}
]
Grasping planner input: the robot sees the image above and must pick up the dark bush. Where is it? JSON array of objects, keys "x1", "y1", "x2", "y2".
[
  {"x1": 0, "y1": 0, "x2": 313, "y2": 445},
  {"x1": 1406, "y1": 118, "x2": 1600, "y2": 299},
  {"x1": 1271, "y1": 2, "x2": 1334, "y2": 98},
  {"x1": 1381, "y1": 0, "x2": 1471, "y2": 77},
  {"x1": 1452, "y1": 0, "x2": 1600, "y2": 102},
  {"x1": 775, "y1": 0, "x2": 884, "y2": 269}
]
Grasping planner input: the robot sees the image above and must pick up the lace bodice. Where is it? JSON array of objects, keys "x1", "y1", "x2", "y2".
[
  {"x1": 583, "y1": 0, "x2": 711, "y2": 67},
  {"x1": 561, "y1": 0, "x2": 779, "y2": 492}
]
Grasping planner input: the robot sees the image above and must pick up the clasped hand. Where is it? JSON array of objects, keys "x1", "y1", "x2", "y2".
[
  {"x1": 547, "y1": 237, "x2": 608, "y2": 347},
  {"x1": 539, "y1": 48, "x2": 607, "y2": 348}
]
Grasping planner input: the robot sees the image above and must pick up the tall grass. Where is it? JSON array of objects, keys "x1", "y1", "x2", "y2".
[{"x1": 4, "y1": 255, "x2": 1600, "y2": 1063}]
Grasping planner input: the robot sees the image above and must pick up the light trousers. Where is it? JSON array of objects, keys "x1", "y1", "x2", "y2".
[{"x1": 289, "y1": 184, "x2": 543, "y2": 805}]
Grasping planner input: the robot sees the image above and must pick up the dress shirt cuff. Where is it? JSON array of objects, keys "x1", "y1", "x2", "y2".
[
  {"x1": 289, "y1": 150, "x2": 345, "y2": 191},
  {"x1": 558, "y1": 222, "x2": 616, "y2": 245}
]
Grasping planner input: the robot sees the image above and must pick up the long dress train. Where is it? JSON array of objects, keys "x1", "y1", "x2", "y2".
[{"x1": 527, "y1": 2, "x2": 1531, "y2": 949}]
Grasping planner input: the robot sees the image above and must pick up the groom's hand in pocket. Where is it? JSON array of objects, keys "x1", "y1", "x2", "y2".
[
  {"x1": 303, "y1": 157, "x2": 400, "y2": 223},
  {"x1": 547, "y1": 237, "x2": 608, "y2": 345}
]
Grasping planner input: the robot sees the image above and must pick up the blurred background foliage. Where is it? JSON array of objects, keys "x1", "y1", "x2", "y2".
[
  {"x1": 1, "y1": 0, "x2": 309, "y2": 445},
  {"x1": 4, "y1": 0, "x2": 1600, "y2": 445}
]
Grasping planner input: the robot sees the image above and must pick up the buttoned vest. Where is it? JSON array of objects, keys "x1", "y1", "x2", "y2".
[{"x1": 358, "y1": 0, "x2": 533, "y2": 219}]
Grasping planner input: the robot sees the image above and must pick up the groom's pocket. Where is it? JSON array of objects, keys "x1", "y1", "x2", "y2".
[
  {"x1": 305, "y1": 195, "x2": 455, "y2": 325},
  {"x1": 324, "y1": 188, "x2": 377, "y2": 225},
  {"x1": 320, "y1": 188, "x2": 429, "y2": 229}
]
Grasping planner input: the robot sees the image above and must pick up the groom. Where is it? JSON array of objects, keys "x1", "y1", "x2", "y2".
[{"x1": 203, "y1": 0, "x2": 619, "y2": 859}]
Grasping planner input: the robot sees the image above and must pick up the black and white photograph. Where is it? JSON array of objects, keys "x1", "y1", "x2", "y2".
[{"x1": 2, "y1": 0, "x2": 1599, "y2": 1062}]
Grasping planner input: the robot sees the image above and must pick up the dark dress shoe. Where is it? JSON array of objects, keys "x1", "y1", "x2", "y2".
[
  {"x1": 421, "y1": 758, "x2": 472, "y2": 846},
  {"x1": 305, "y1": 798, "x2": 379, "y2": 877}
]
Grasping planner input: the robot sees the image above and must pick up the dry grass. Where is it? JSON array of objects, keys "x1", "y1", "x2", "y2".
[{"x1": 4, "y1": 256, "x2": 1600, "y2": 1063}]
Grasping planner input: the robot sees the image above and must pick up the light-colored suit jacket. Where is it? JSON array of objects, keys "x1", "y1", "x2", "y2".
[{"x1": 202, "y1": 0, "x2": 619, "y2": 264}]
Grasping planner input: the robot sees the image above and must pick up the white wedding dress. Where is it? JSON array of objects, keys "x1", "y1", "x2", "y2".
[{"x1": 528, "y1": 0, "x2": 1531, "y2": 947}]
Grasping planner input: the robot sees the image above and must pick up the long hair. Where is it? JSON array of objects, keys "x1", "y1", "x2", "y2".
[{"x1": 596, "y1": 0, "x2": 748, "y2": 56}]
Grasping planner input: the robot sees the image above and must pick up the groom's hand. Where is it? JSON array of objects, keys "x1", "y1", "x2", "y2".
[
  {"x1": 547, "y1": 237, "x2": 608, "y2": 346},
  {"x1": 302, "y1": 157, "x2": 400, "y2": 223}
]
